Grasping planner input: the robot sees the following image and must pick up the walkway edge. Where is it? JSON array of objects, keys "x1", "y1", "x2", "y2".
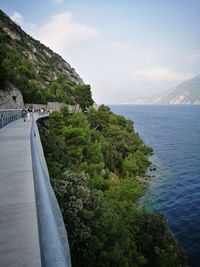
[{"x1": 31, "y1": 115, "x2": 71, "y2": 267}]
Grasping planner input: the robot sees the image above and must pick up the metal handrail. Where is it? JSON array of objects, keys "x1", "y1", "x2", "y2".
[
  {"x1": 31, "y1": 114, "x2": 71, "y2": 267},
  {"x1": 0, "y1": 109, "x2": 23, "y2": 129}
]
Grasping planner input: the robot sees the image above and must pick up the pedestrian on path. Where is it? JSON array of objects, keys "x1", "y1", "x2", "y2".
[
  {"x1": 21, "y1": 109, "x2": 27, "y2": 122},
  {"x1": 27, "y1": 112, "x2": 30, "y2": 121}
]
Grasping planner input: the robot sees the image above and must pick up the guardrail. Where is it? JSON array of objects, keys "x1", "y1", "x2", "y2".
[
  {"x1": 31, "y1": 114, "x2": 71, "y2": 267},
  {"x1": 0, "y1": 109, "x2": 22, "y2": 129}
]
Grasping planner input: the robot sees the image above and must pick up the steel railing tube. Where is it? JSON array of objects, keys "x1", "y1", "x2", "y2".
[
  {"x1": 0, "y1": 109, "x2": 23, "y2": 129},
  {"x1": 31, "y1": 115, "x2": 71, "y2": 267}
]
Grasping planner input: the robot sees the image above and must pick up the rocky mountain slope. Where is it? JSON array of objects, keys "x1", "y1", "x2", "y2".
[
  {"x1": 0, "y1": 10, "x2": 91, "y2": 107},
  {"x1": 152, "y1": 75, "x2": 200, "y2": 104}
]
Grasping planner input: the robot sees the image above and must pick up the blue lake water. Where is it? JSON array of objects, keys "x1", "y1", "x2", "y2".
[{"x1": 110, "y1": 105, "x2": 200, "y2": 266}]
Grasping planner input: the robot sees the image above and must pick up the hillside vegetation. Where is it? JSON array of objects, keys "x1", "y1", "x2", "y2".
[
  {"x1": 0, "y1": 10, "x2": 92, "y2": 106},
  {"x1": 39, "y1": 106, "x2": 188, "y2": 267}
]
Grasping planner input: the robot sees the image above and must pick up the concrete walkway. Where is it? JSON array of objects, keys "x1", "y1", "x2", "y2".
[{"x1": 0, "y1": 117, "x2": 41, "y2": 266}]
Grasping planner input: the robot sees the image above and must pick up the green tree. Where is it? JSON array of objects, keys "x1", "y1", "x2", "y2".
[
  {"x1": 75, "y1": 85, "x2": 93, "y2": 111},
  {"x1": 38, "y1": 107, "x2": 188, "y2": 267},
  {"x1": 133, "y1": 211, "x2": 188, "y2": 267}
]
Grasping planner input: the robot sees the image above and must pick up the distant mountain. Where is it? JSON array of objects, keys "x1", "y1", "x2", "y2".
[
  {"x1": 151, "y1": 75, "x2": 200, "y2": 104},
  {"x1": 130, "y1": 91, "x2": 165, "y2": 104}
]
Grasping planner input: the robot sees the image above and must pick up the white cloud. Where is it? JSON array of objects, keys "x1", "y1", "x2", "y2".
[
  {"x1": 11, "y1": 12, "x2": 23, "y2": 24},
  {"x1": 10, "y1": 12, "x2": 38, "y2": 36},
  {"x1": 37, "y1": 12, "x2": 99, "y2": 53},
  {"x1": 10, "y1": 11, "x2": 98, "y2": 55},
  {"x1": 131, "y1": 67, "x2": 193, "y2": 81}
]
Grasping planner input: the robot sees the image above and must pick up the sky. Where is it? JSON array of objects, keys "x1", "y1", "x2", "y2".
[{"x1": 0, "y1": 0, "x2": 200, "y2": 104}]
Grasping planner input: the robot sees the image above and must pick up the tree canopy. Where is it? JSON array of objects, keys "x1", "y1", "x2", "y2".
[{"x1": 38, "y1": 106, "x2": 188, "y2": 267}]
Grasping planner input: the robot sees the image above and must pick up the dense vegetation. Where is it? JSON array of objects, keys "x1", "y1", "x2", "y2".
[
  {"x1": 0, "y1": 10, "x2": 90, "y2": 106},
  {"x1": 0, "y1": 37, "x2": 92, "y2": 105},
  {"x1": 39, "y1": 106, "x2": 188, "y2": 267}
]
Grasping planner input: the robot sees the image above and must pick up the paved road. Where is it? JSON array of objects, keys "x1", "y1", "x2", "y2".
[{"x1": 0, "y1": 117, "x2": 41, "y2": 266}]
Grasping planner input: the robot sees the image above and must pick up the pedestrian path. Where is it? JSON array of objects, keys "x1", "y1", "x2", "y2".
[{"x1": 0, "y1": 117, "x2": 41, "y2": 266}]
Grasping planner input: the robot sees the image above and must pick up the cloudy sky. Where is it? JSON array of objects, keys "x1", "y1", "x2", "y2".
[{"x1": 1, "y1": 0, "x2": 200, "y2": 104}]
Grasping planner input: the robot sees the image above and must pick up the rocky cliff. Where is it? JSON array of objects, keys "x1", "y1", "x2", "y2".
[
  {"x1": 0, "y1": 10, "x2": 87, "y2": 108},
  {"x1": 152, "y1": 75, "x2": 200, "y2": 105},
  {"x1": 0, "y1": 83, "x2": 23, "y2": 109}
]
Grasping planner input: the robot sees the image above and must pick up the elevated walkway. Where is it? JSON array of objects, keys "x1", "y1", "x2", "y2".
[
  {"x1": 0, "y1": 117, "x2": 41, "y2": 266},
  {"x1": 0, "y1": 113, "x2": 71, "y2": 267}
]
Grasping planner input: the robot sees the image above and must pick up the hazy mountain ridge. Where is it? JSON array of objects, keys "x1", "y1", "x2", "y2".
[
  {"x1": 129, "y1": 76, "x2": 200, "y2": 105},
  {"x1": 152, "y1": 75, "x2": 200, "y2": 104}
]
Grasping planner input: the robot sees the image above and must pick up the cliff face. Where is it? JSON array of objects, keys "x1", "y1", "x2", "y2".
[
  {"x1": 0, "y1": 10, "x2": 85, "y2": 107},
  {"x1": 0, "y1": 84, "x2": 23, "y2": 109},
  {"x1": 152, "y1": 75, "x2": 200, "y2": 105}
]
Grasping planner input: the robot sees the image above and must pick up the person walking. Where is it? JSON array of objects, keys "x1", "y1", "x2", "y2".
[
  {"x1": 27, "y1": 112, "x2": 30, "y2": 121},
  {"x1": 21, "y1": 109, "x2": 27, "y2": 122}
]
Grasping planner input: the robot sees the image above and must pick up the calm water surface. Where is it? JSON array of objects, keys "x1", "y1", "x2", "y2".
[{"x1": 110, "y1": 105, "x2": 200, "y2": 266}]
